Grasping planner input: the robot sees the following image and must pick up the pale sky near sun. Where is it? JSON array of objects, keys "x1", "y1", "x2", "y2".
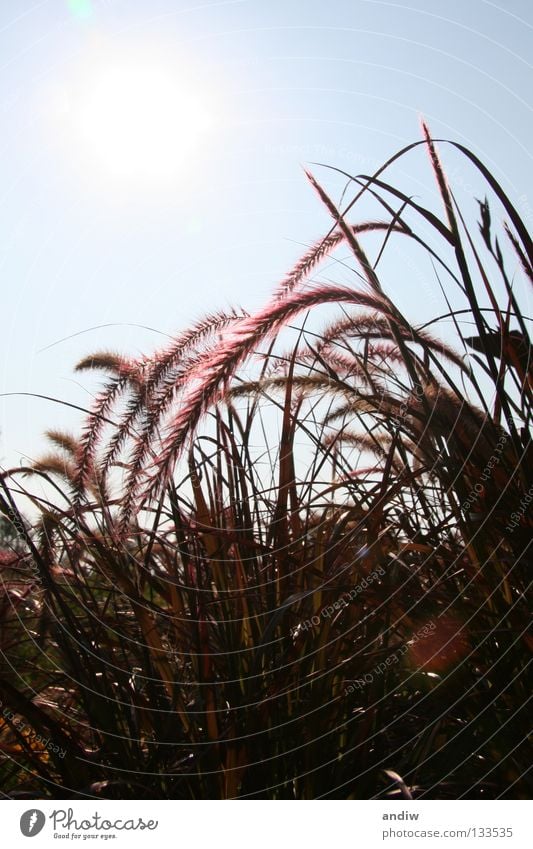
[{"x1": 0, "y1": 0, "x2": 531, "y2": 472}]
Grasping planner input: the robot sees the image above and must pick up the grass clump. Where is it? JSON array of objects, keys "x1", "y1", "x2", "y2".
[{"x1": 0, "y1": 125, "x2": 531, "y2": 799}]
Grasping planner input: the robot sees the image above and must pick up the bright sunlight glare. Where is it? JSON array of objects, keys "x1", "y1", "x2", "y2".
[{"x1": 74, "y1": 64, "x2": 213, "y2": 182}]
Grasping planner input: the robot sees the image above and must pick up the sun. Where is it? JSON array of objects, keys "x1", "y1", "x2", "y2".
[{"x1": 74, "y1": 63, "x2": 213, "y2": 182}]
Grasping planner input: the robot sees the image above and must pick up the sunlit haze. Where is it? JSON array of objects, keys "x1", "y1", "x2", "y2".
[
  {"x1": 74, "y1": 63, "x2": 213, "y2": 181},
  {"x1": 0, "y1": 0, "x2": 531, "y2": 472}
]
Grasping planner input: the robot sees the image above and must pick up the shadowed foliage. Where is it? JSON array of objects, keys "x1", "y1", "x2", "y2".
[{"x1": 0, "y1": 126, "x2": 531, "y2": 799}]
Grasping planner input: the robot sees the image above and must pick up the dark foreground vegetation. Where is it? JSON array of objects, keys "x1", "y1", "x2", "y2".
[{"x1": 0, "y1": 126, "x2": 531, "y2": 799}]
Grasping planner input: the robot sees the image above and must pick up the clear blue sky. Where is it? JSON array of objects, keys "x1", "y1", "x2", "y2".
[{"x1": 1, "y1": 0, "x2": 531, "y2": 470}]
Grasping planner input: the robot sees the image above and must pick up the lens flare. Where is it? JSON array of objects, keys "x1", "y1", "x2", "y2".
[{"x1": 67, "y1": 0, "x2": 93, "y2": 19}]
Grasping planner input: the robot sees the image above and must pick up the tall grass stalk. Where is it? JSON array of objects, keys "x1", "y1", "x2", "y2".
[{"x1": 0, "y1": 126, "x2": 530, "y2": 799}]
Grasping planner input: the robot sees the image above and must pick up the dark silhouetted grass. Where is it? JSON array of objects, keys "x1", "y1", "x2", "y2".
[{"x1": 0, "y1": 126, "x2": 531, "y2": 799}]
